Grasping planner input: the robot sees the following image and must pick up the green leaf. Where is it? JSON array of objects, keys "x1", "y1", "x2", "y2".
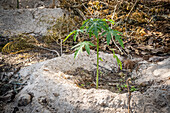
[
  {"x1": 114, "y1": 35, "x2": 124, "y2": 48},
  {"x1": 106, "y1": 32, "x2": 112, "y2": 45},
  {"x1": 114, "y1": 35, "x2": 121, "y2": 41},
  {"x1": 101, "y1": 31, "x2": 107, "y2": 37},
  {"x1": 124, "y1": 85, "x2": 127, "y2": 88},
  {"x1": 74, "y1": 49, "x2": 80, "y2": 58},
  {"x1": 93, "y1": 24, "x2": 98, "y2": 38},
  {"x1": 89, "y1": 32, "x2": 92, "y2": 38},
  {"x1": 71, "y1": 43, "x2": 81, "y2": 49},
  {"x1": 98, "y1": 21, "x2": 108, "y2": 30},
  {"x1": 87, "y1": 22, "x2": 95, "y2": 33},
  {"x1": 102, "y1": 19, "x2": 115, "y2": 25},
  {"x1": 72, "y1": 41, "x2": 95, "y2": 58},
  {"x1": 88, "y1": 42, "x2": 96, "y2": 46},
  {"x1": 85, "y1": 44, "x2": 90, "y2": 55},
  {"x1": 121, "y1": 85, "x2": 124, "y2": 88},
  {"x1": 73, "y1": 31, "x2": 78, "y2": 41},
  {"x1": 101, "y1": 19, "x2": 107, "y2": 21},
  {"x1": 118, "y1": 38, "x2": 124, "y2": 48},
  {"x1": 111, "y1": 30, "x2": 124, "y2": 48},
  {"x1": 79, "y1": 29, "x2": 85, "y2": 33},
  {"x1": 81, "y1": 84, "x2": 85, "y2": 86},
  {"x1": 98, "y1": 23, "x2": 108, "y2": 31},
  {"x1": 82, "y1": 19, "x2": 90, "y2": 25},
  {"x1": 99, "y1": 57, "x2": 103, "y2": 61},
  {"x1": 81, "y1": 19, "x2": 90, "y2": 29},
  {"x1": 107, "y1": 19, "x2": 115, "y2": 25},
  {"x1": 116, "y1": 56, "x2": 122, "y2": 70},
  {"x1": 111, "y1": 30, "x2": 122, "y2": 37},
  {"x1": 63, "y1": 30, "x2": 77, "y2": 42},
  {"x1": 112, "y1": 49, "x2": 122, "y2": 70},
  {"x1": 130, "y1": 86, "x2": 136, "y2": 92},
  {"x1": 74, "y1": 46, "x2": 82, "y2": 57}
]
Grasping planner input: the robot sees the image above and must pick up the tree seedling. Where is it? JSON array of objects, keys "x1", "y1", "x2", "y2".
[
  {"x1": 63, "y1": 18, "x2": 124, "y2": 89},
  {"x1": 117, "y1": 83, "x2": 137, "y2": 93},
  {"x1": 130, "y1": 86, "x2": 137, "y2": 92}
]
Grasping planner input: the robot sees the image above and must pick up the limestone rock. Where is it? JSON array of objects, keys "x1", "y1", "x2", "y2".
[
  {"x1": 133, "y1": 57, "x2": 170, "y2": 84},
  {"x1": 2, "y1": 51, "x2": 170, "y2": 113},
  {"x1": 0, "y1": 8, "x2": 63, "y2": 36}
]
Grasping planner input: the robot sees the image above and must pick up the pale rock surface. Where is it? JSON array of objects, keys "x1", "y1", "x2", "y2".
[
  {"x1": 3, "y1": 51, "x2": 170, "y2": 113},
  {"x1": 134, "y1": 57, "x2": 170, "y2": 84},
  {"x1": 0, "y1": 8, "x2": 63, "y2": 36},
  {"x1": 0, "y1": 0, "x2": 59, "y2": 10}
]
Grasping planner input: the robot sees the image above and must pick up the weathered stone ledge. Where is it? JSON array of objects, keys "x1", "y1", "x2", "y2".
[{"x1": 0, "y1": 8, "x2": 63, "y2": 37}]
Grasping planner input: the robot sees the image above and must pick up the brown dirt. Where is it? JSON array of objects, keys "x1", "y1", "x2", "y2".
[{"x1": 64, "y1": 67, "x2": 151, "y2": 94}]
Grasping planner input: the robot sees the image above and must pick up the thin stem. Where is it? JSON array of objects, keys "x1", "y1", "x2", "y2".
[
  {"x1": 17, "y1": 0, "x2": 19, "y2": 9},
  {"x1": 96, "y1": 37, "x2": 99, "y2": 89},
  {"x1": 126, "y1": 78, "x2": 131, "y2": 113}
]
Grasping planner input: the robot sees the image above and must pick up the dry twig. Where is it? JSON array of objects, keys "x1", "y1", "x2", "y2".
[
  {"x1": 37, "y1": 46, "x2": 60, "y2": 57},
  {"x1": 125, "y1": 0, "x2": 139, "y2": 21},
  {"x1": 126, "y1": 78, "x2": 131, "y2": 113}
]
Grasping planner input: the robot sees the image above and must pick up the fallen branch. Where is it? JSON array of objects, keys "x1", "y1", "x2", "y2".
[{"x1": 37, "y1": 46, "x2": 60, "y2": 57}]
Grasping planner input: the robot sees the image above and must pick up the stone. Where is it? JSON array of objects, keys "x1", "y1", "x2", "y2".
[
  {"x1": 2, "y1": 51, "x2": 170, "y2": 113},
  {"x1": 18, "y1": 93, "x2": 32, "y2": 106},
  {"x1": 134, "y1": 57, "x2": 170, "y2": 84},
  {"x1": 0, "y1": 8, "x2": 63, "y2": 36},
  {"x1": 0, "y1": 0, "x2": 59, "y2": 10}
]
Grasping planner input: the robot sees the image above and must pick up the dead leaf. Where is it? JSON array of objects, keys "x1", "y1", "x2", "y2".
[{"x1": 137, "y1": 45, "x2": 154, "y2": 51}]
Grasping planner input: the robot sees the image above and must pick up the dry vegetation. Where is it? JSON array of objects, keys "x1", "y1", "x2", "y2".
[
  {"x1": 0, "y1": 1, "x2": 169, "y2": 112},
  {"x1": 0, "y1": 0, "x2": 169, "y2": 95},
  {"x1": 2, "y1": 0, "x2": 169, "y2": 58}
]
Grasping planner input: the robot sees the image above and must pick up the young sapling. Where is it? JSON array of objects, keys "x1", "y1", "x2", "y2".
[{"x1": 63, "y1": 18, "x2": 124, "y2": 89}]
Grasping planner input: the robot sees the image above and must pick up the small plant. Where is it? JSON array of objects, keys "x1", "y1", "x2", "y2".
[
  {"x1": 64, "y1": 18, "x2": 124, "y2": 89},
  {"x1": 117, "y1": 84, "x2": 127, "y2": 92},
  {"x1": 116, "y1": 84, "x2": 122, "y2": 92},
  {"x1": 121, "y1": 84, "x2": 128, "y2": 88},
  {"x1": 117, "y1": 83, "x2": 137, "y2": 93},
  {"x1": 130, "y1": 86, "x2": 137, "y2": 92}
]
